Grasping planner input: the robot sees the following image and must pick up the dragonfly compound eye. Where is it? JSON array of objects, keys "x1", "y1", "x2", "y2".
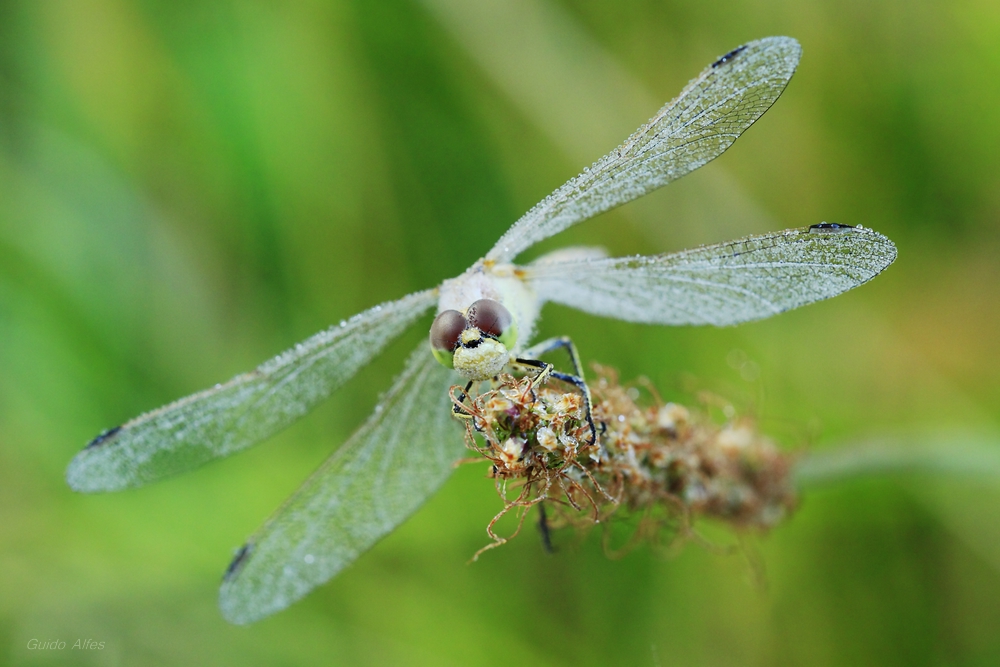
[
  {"x1": 429, "y1": 309, "x2": 468, "y2": 368},
  {"x1": 466, "y1": 299, "x2": 517, "y2": 349}
]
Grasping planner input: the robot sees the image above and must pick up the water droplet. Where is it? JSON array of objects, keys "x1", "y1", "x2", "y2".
[
  {"x1": 304, "y1": 554, "x2": 315, "y2": 564},
  {"x1": 340, "y1": 320, "x2": 347, "y2": 327}
]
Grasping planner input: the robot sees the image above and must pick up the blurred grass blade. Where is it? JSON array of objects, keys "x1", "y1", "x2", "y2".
[
  {"x1": 794, "y1": 434, "x2": 1000, "y2": 488},
  {"x1": 421, "y1": 0, "x2": 656, "y2": 157}
]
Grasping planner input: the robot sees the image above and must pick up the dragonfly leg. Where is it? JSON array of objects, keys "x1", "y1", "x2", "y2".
[
  {"x1": 547, "y1": 369, "x2": 598, "y2": 448},
  {"x1": 538, "y1": 501, "x2": 554, "y2": 554},
  {"x1": 513, "y1": 337, "x2": 598, "y2": 447},
  {"x1": 513, "y1": 356, "x2": 550, "y2": 384},
  {"x1": 520, "y1": 336, "x2": 586, "y2": 377},
  {"x1": 452, "y1": 380, "x2": 475, "y2": 417}
]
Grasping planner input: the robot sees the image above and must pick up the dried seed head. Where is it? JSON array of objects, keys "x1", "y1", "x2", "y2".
[{"x1": 451, "y1": 365, "x2": 798, "y2": 557}]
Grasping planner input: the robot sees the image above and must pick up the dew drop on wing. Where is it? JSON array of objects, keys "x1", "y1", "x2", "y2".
[
  {"x1": 224, "y1": 543, "x2": 252, "y2": 581},
  {"x1": 85, "y1": 425, "x2": 122, "y2": 449},
  {"x1": 712, "y1": 44, "x2": 748, "y2": 68},
  {"x1": 809, "y1": 222, "x2": 855, "y2": 234}
]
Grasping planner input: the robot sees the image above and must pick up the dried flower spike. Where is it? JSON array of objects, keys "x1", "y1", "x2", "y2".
[{"x1": 451, "y1": 365, "x2": 798, "y2": 559}]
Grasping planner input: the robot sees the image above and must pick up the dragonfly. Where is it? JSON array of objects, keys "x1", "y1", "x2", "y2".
[{"x1": 66, "y1": 36, "x2": 897, "y2": 624}]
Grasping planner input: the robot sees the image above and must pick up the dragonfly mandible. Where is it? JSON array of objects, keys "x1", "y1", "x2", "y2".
[{"x1": 66, "y1": 36, "x2": 897, "y2": 624}]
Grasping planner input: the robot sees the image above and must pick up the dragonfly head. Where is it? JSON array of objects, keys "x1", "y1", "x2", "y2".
[{"x1": 429, "y1": 298, "x2": 518, "y2": 380}]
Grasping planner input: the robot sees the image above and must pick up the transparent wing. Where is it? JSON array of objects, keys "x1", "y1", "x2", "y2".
[
  {"x1": 525, "y1": 225, "x2": 897, "y2": 326},
  {"x1": 486, "y1": 36, "x2": 801, "y2": 263},
  {"x1": 66, "y1": 289, "x2": 439, "y2": 492},
  {"x1": 218, "y1": 343, "x2": 464, "y2": 625}
]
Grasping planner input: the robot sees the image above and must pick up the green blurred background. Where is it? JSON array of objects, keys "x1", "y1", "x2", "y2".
[{"x1": 2, "y1": 0, "x2": 1000, "y2": 664}]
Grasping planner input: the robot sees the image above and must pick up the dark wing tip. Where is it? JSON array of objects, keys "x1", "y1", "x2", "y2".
[
  {"x1": 219, "y1": 542, "x2": 262, "y2": 625},
  {"x1": 85, "y1": 425, "x2": 122, "y2": 449},
  {"x1": 808, "y1": 222, "x2": 856, "y2": 234},
  {"x1": 712, "y1": 36, "x2": 803, "y2": 70},
  {"x1": 712, "y1": 44, "x2": 749, "y2": 68},
  {"x1": 812, "y1": 223, "x2": 899, "y2": 273},
  {"x1": 223, "y1": 542, "x2": 253, "y2": 582},
  {"x1": 67, "y1": 425, "x2": 127, "y2": 493}
]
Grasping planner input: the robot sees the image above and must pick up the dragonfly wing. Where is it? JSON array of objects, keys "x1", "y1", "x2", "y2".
[
  {"x1": 525, "y1": 226, "x2": 897, "y2": 326},
  {"x1": 486, "y1": 36, "x2": 801, "y2": 263},
  {"x1": 67, "y1": 289, "x2": 439, "y2": 492},
  {"x1": 218, "y1": 343, "x2": 464, "y2": 625}
]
